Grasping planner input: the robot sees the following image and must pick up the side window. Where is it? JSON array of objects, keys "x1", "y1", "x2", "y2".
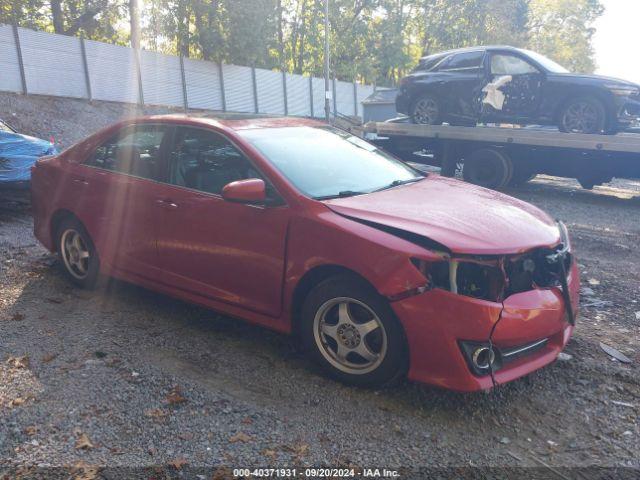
[
  {"x1": 491, "y1": 54, "x2": 538, "y2": 75},
  {"x1": 168, "y1": 127, "x2": 263, "y2": 195},
  {"x1": 439, "y1": 51, "x2": 484, "y2": 72},
  {"x1": 87, "y1": 124, "x2": 166, "y2": 180}
]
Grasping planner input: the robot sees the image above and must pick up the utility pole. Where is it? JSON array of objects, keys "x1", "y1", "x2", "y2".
[{"x1": 324, "y1": 0, "x2": 331, "y2": 122}]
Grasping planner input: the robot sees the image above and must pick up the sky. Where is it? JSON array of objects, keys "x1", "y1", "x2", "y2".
[{"x1": 593, "y1": 0, "x2": 640, "y2": 83}]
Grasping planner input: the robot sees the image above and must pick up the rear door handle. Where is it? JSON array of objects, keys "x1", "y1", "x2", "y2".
[
  {"x1": 156, "y1": 198, "x2": 178, "y2": 209},
  {"x1": 73, "y1": 178, "x2": 89, "y2": 186}
]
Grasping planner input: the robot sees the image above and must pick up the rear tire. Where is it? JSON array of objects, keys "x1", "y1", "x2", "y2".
[
  {"x1": 558, "y1": 96, "x2": 607, "y2": 134},
  {"x1": 55, "y1": 217, "x2": 99, "y2": 289},
  {"x1": 410, "y1": 94, "x2": 442, "y2": 125},
  {"x1": 300, "y1": 274, "x2": 408, "y2": 387},
  {"x1": 462, "y1": 148, "x2": 513, "y2": 189}
]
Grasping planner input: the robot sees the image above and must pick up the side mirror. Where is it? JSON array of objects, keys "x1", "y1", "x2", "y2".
[{"x1": 221, "y1": 178, "x2": 267, "y2": 204}]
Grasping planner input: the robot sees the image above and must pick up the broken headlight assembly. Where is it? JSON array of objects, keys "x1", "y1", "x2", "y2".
[
  {"x1": 409, "y1": 221, "x2": 573, "y2": 303},
  {"x1": 605, "y1": 84, "x2": 640, "y2": 97}
]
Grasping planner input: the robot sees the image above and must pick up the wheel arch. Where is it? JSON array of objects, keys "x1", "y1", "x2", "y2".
[
  {"x1": 50, "y1": 209, "x2": 80, "y2": 252},
  {"x1": 290, "y1": 264, "x2": 379, "y2": 337},
  {"x1": 553, "y1": 87, "x2": 615, "y2": 124}
]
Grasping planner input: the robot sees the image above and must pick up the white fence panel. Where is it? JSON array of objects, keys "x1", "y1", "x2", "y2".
[
  {"x1": 85, "y1": 40, "x2": 139, "y2": 103},
  {"x1": 183, "y1": 58, "x2": 223, "y2": 111},
  {"x1": 19, "y1": 28, "x2": 87, "y2": 98},
  {"x1": 286, "y1": 73, "x2": 310, "y2": 117},
  {"x1": 311, "y1": 77, "x2": 326, "y2": 118},
  {"x1": 255, "y1": 69, "x2": 284, "y2": 115},
  {"x1": 356, "y1": 83, "x2": 374, "y2": 117},
  {"x1": 0, "y1": 25, "x2": 22, "y2": 93},
  {"x1": 222, "y1": 64, "x2": 253, "y2": 113},
  {"x1": 140, "y1": 50, "x2": 183, "y2": 107},
  {"x1": 335, "y1": 80, "x2": 355, "y2": 116}
]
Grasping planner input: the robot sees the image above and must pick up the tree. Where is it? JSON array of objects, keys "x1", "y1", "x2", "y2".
[
  {"x1": 3, "y1": 0, "x2": 605, "y2": 83},
  {"x1": 527, "y1": 0, "x2": 603, "y2": 73}
]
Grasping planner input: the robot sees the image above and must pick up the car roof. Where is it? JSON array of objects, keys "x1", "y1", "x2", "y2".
[
  {"x1": 419, "y1": 45, "x2": 521, "y2": 61},
  {"x1": 134, "y1": 113, "x2": 326, "y2": 131}
]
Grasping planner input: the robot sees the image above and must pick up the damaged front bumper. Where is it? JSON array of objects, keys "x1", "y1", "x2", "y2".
[{"x1": 391, "y1": 252, "x2": 579, "y2": 392}]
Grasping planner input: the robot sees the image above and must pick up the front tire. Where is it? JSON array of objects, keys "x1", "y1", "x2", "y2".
[
  {"x1": 558, "y1": 96, "x2": 607, "y2": 134},
  {"x1": 55, "y1": 217, "x2": 100, "y2": 289},
  {"x1": 301, "y1": 274, "x2": 408, "y2": 387}
]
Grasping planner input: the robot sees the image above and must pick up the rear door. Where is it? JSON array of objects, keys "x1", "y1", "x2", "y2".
[
  {"x1": 435, "y1": 50, "x2": 485, "y2": 122},
  {"x1": 481, "y1": 52, "x2": 544, "y2": 121},
  {"x1": 72, "y1": 123, "x2": 170, "y2": 280},
  {"x1": 155, "y1": 126, "x2": 290, "y2": 317}
]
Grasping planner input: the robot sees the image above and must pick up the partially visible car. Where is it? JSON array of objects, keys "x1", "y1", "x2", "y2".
[
  {"x1": 396, "y1": 46, "x2": 640, "y2": 135},
  {"x1": 0, "y1": 119, "x2": 57, "y2": 189},
  {"x1": 31, "y1": 114, "x2": 578, "y2": 391}
]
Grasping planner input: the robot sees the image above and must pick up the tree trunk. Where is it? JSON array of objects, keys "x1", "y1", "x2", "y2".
[
  {"x1": 51, "y1": 0, "x2": 64, "y2": 34},
  {"x1": 129, "y1": 0, "x2": 141, "y2": 49}
]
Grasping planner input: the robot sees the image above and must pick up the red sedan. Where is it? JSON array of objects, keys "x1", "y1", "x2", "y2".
[{"x1": 31, "y1": 115, "x2": 579, "y2": 391}]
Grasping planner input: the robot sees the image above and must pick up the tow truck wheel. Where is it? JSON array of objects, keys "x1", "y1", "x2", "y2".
[
  {"x1": 508, "y1": 163, "x2": 537, "y2": 186},
  {"x1": 462, "y1": 148, "x2": 513, "y2": 190}
]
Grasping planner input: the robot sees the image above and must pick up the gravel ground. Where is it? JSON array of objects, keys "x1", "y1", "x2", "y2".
[{"x1": 1, "y1": 93, "x2": 639, "y2": 478}]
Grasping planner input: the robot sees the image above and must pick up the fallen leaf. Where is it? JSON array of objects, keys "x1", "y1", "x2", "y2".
[
  {"x1": 11, "y1": 313, "x2": 25, "y2": 321},
  {"x1": 71, "y1": 461, "x2": 100, "y2": 480},
  {"x1": 75, "y1": 433, "x2": 94, "y2": 450},
  {"x1": 42, "y1": 353, "x2": 58, "y2": 363},
  {"x1": 241, "y1": 416, "x2": 253, "y2": 425},
  {"x1": 588, "y1": 278, "x2": 600, "y2": 286},
  {"x1": 229, "y1": 432, "x2": 253, "y2": 443},
  {"x1": 212, "y1": 467, "x2": 234, "y2": 480},
  {"x1": 46, "y1": 297, "x2": 64, "y2": 304},
  {"x1": 7, "y1": 356, "x2": 30, "y2": 369},
  {"x1": 10, "y1": 397, "x2": 26, "y2": 407},
  {"x1": 165, "y1": 386, "x2": 187, "y2": 405},
  {"x1": 282, "y1": 443, "x2": 309, "y2": 456},
  {"x1": 144, "y1": 408, "x2": 169, "y2": 419},
  {"x1": 261, "y1": 448, "x2": 278, "y2": 460},
  {"x1": 169, "y1": 457, "x2": 188, "y2": 470},
  {"x1": 24, "y1": 426, "x2": 37, "y2": 436}
]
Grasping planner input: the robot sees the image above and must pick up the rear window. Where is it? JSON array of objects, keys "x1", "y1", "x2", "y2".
[{"x1": 437, "y1": 51, "x2": 485, "y2": 72}]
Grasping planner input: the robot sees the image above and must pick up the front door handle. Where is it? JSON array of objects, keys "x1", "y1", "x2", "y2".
[
  {"x1": 156, "y1": 198, "x2": 178, "y2": 209},
  {"x1": 73, "y1": 178, "x2": 89, "y2": 186}
]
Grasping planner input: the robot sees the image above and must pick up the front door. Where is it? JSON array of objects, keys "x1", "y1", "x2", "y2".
[
  {"x1": 481, "y1": 52, "x2": 544, "y2": 122},
  {"x1": 73, "y1": 123, "x2": 170, "y2": 280},
  {"x1": 155, "y1": 126, "x2": 290, "y2": 317}
]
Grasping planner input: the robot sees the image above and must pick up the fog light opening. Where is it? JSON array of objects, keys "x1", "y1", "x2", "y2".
[{"x1": 472, "y1": 346, "x2": 496, "y2": 370}]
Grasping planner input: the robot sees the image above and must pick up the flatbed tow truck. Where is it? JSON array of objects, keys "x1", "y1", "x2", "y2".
[{"x1": 357, "y1": 120, "x2": 640, "y2": 190}]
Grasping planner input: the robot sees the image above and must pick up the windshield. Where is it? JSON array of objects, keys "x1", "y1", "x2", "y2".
[
  {"x1": 522, "y1": 49, "x2": 569, "y2": 73},
  {"x1": 240, "y1": 126, "x2": 423, "y2": 199},
  {"x1": 0, "y1": 120, "x2": 15, "y2": 133}
]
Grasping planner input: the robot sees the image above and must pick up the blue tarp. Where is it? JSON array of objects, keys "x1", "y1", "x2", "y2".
[{"x1": 0, "y1": 130, "x2": 57, "y2": 184}]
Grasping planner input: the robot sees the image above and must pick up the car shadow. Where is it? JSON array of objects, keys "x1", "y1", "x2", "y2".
[{"x1": 6, "y1": 257, "x2": 583, "y2": 425}]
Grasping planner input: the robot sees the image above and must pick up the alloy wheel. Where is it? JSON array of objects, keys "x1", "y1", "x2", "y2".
[
  {"x1": 60, "y1": 229, "x2": 90, "y2": 280},
  {"x1": 413, "y1": 97, "x2": 439, "y2": 124},
  {"x1": 313, "y1": 297, "x2": 387, "y2": 375},
  {"x1": 561, "y1": 101, "x2": 601, "y2": 133}
]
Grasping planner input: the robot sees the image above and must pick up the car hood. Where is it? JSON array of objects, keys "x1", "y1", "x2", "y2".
[
  {"x1": 550, "y1": 73, "x2": 640, "y2": 88},
  {"x1": 323, "y1": 175, "x2": 561, "y2": 255}
]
